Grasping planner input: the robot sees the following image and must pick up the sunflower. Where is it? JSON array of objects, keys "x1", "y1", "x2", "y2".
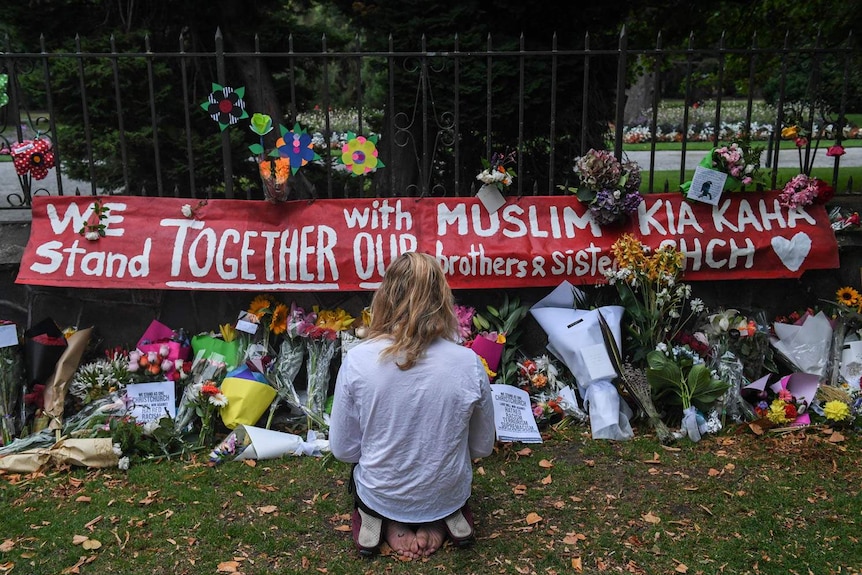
[
  {"x1": 836, "y1": 286, "x2": 860, "y2": 308},
  {"x1": 248, "y1": 295, "x2": 274, "y2": 319},
  {"x1": 270, "y1": 303, "x2": 288, "y2": 335}
]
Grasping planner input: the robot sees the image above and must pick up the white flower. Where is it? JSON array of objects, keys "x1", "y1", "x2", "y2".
[
  {"x1": 142, "y1": 418, "x2": 162, "y2": 435},
  {"x1": 118, "y1": 456, "x2": 130, "y2": 471},
  {"x1": 209, "y1": 393, "x2": 228, "y2": 408},
  {"x1": 181, "y1": 204, "x2": 194, "y2": 218},
  {"x1": 85, "y1": 230, "x2": 100, "y2": 241},
  {"x1": 159, "y1": 344, "x2": 170, "y2": 357},
  {"x1": 112, "y1": 442, "x2": 123, "y2": 456}
]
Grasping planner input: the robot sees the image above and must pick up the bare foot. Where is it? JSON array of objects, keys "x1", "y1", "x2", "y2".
[
  {"x1": 385, "y1": 521, "x2": 419, "y2": 559},
  {"x1": 414, "y1": 521, "x2": 447, "y2": 556}
]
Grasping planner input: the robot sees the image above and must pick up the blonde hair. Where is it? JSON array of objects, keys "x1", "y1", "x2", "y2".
[{"x1": 368, "y1": 251, "x2": 458, "y2": 370}]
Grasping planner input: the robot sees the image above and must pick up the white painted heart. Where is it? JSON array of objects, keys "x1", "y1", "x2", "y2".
[{"x1": 771, "y1": 232, "x2": 812, "y2": 272}]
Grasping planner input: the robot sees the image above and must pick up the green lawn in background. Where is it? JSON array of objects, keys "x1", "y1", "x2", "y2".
[{"x1": 642, "y1": 166, "x2": 862, "y2": 195}]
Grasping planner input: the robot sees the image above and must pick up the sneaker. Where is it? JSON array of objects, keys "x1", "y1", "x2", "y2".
[
  {"x1": 442, "y1": 503, "x2": 475, "y2": 548},
  {"x1": 351, "y1": 507, "x2": 383, "y2": 557}
]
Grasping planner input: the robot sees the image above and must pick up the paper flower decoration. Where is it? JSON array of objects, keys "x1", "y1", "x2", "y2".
[
  {"x1": 11, "y1": 138, "x2": 55, "y2": 180},
  {"x1": 0, "y1": 74, "x2": 8, "y2": 108},
  {"x1": 276, "y1": 123, "x2": 320, "y2": 175},
  {"x1": 201, "y1": 83, "x2": 248, "y2": 131},
  {"x1": 338, "y1": 132, "x2": 383, "y2": 176}
]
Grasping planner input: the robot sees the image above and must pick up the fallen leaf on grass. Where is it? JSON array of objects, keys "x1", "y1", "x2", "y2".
[
  {"x1": 81, "y1": 539, "x2": 101, "y2": 550},
  {"x1": 516, "y1": 448, "x2": 532, "y2": 456},
  {"x1": 541, "y1": 475, "x2": 552, "y2": 485},
  {"x1": 72, "y1": 535, "x2": 89, "y2": 545},
  {"x1": 75, "y1": 496, "x2": 91, "y2": 503},
  {"x1": 513, "y1": 484, "x2": 527, "y2": 495},
  {"x1": 217, "y1": 560, "x2": 240, "y2": 573},
  {"x1": 707, "y1": 468, "x2": 721, "y2": 477},
  {"x1": 538, "y1": 459, "x2": 553, "y2": 468},
  {"x1": 642, "y1": 453, "x2": 661, "y2": 464},
  {"x1": 0, "y1": 540, "x2": 13, "y2": 552},
  {"x1": 243, "y1": 459, "x2": 257, "y2": 467},
  {"x1": 563, "y1": 532, "x2": 586, "y2": 545},
  {"x1": 525, "y1": 512, "x2": 542, "y2": 525},
  {"x1": 0, "y1": 561, "x2": 13, "y2": 573},
  {"x1": 674, "y1": 560, "x2": 688, "y2": 572},
  {"x1": 828, "y1": 431, "x2": 845, "y2": 443},
  {"x1": 571, "y1": 557, "x2": 582, "y2": 572},
  {"x1": 476, "y1": 466, "x2": 485, "y2": 475},
  {"x1": 257, "y1": 505, "x2": 277, "y2": 514},
  {"x1": 333, "y1": 525, "x2": 351, "y2": 532},
  {"x1": 641, "y1": 512, "x2": 661, "y2": 524}
]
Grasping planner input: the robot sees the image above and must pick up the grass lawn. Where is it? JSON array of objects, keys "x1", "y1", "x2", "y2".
[
  {"x1": 1, "y1": 422, "x2": 860, "y2": 575},
  {"x1": 642, "y1": 166, "x2": 862, "y2": 195}
]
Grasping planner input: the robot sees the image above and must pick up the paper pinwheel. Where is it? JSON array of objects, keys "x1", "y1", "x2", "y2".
[
  {"x1": 201, "y1": 83, "x2": 248, "y2": 131},
  {"x1": 11, "y1": 138, "x2": 55, "y2": 180},
  {"x1": 276, "y1": 123, "x2": 320, "y2": 175},
  {"x1": 337, "y1": 132, "x2": 383, "y2": 176}
]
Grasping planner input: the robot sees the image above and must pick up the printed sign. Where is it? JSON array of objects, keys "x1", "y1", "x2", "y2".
[{"x1": 16, "y1": 193, "x2": 839, "y2": 291}]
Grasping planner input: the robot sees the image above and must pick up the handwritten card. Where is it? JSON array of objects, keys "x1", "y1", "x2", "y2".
[
  {"x1": 126, "y1": 381, "x2": 176, "y2": 423},
  {"x1": 490, "y1": 384, "x2": 542, "y2": 443},
  {"x1": 235, "y1": 311, "x2": 260, "y2": 336},
  {"x1": 0, "y1": 323, "x2": 18, "y2": 348},
  {"x1": 580, "y1": 342, "x2": 617, "y2": 382}
]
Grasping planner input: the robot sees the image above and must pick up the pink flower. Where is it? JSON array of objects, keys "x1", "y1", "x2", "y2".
[{"x1": 826, "y1": 145, "x2": 846, "y2": 157}]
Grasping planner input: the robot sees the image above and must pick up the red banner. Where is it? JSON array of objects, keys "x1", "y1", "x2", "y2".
[{"x1": 16, "y1": 192, "x2": 839, "y2": 292}]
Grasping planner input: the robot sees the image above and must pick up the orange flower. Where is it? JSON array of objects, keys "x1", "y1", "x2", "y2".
[
  {"x1": 259, "y1": 158, "x2": 290, "y2": 184},
  {"x1": 270, "y1": 303, "x2": 288, "y2": 335}
]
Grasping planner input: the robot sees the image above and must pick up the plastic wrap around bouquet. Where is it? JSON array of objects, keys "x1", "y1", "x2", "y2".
[
  {"x1": 219, "y1": 366, "x2": 277, "y2": 429},
  {"x1": 530, "y1": 281, "x2": 633, "y2": 440},
  {"x1": 209, "y1": 425, "x2": 329, "y2": 464},
  {"x1": 770, "y1": 310, "x2": 834, "y2": 379}
]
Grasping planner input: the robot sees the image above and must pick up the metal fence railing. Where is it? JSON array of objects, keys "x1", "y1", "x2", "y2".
[{"x1": 1, "y1": 28, "x2": 860, "y2": 210}]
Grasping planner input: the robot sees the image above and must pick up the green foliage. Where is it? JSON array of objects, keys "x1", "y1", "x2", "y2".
[
  {"x1": 472, "y1": 294, "x2": 530, "y2": 384},
  {"x1": 645, "y1": 349, "x2": 731, "y2": 414}
]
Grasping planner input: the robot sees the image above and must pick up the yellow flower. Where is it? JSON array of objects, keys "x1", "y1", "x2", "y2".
[
  {"x1": 823, "y1": 400, "x2": 851, "y2": 422},
  {"x1": 248, "y1": 295, "x2": 274, "y2": 319},
  {"x1": 767, "y1": 398, "x2": 791, "y2": 424},
  {"x1": 340, "y1": 136, "x2": 380, "y2": 175},
  {"x1": 836, "y1": 286, "x2": 860, "y2": 308},
  {"x1": 219, "y1": 323, "x2": 236, "y2": 342},
  {"x1": 315, "y1": 307, "x2": 356, "y2": 332},
  {"x1": 361, "y1": 306, "x2": 372, "y2": 327},
  {"x1": 781, "y1": 125, "x2": 798, "y2": 139},
  {"x1": 479, "y1": 356, "x2": 496, "y2": 378},
  {"x1": 270, "y1": 303, "x2": 288, "y2": 335}
]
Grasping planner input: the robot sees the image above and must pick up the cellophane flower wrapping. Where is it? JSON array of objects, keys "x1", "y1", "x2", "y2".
[
  {"x1": 264, "y1": 303, "x2": 309, "y2": 428},
  {"x1": 174, "y1": 356, "x2": 227, "y2": 434},
  {"x1": 264, "y1": 337, "x2": 305, "y2": 428},
  {"x1": 0, "y1": 337, "x2": 25, "y2": 445},
  {"x1": 303, "y1": 335, "x2": 338, "y2": 431}
]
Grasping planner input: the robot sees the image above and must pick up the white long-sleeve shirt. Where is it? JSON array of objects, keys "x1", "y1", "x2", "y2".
[{"x1": 329, "y1": 336, "x2": 496, "y2": 524}]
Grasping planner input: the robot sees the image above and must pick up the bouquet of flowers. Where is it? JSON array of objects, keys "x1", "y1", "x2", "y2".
[
  {"x1": 174, "y1": 355, "x2": 228, "y2": 437},
  {"x1": 516, "y1": 354, "x2": 585, "y2": 427},
  {"x1": 563, "y1": 148, "x2": 642, "y2": 226},
  {"x1": 69, "y1": 350, "x2": 136, "y2": 405},
  {"x1": 680, "y1": 137, "x2": 765, "y2": 199},
  {"x1": 191, "y1": 380, "x2": 228, "y2": 447},
  {"x1": 476, "y1": 150, "x2": 516, "y2": 192},
  {"x1": 778, "y1": 173, "x2": 833, "y2": 210},
  {"x1": 299, "y1": 306, "x2": 355, "y2": 431},
  {"x1": 776, "y1": 123, "x2": 841, "y2": 210},
  {"x1": 604, "y1": 233, "x2": 704, "y2": 366},
  {"x1": 263, "y1": 302, "x2": 308, "y2": 429},
  {"x1": 0, "y1": 322, "x2": 24, "y2": 445},
  {"x1": 645, "y1": 343, "x2": 729, "y2": 442}
]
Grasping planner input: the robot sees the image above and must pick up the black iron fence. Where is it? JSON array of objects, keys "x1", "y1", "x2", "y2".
[{"x1": 1, "y1": 28, "x2": 860, "y2": 210}]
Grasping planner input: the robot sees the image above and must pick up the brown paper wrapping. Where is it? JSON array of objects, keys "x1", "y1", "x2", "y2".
[
  {"x1": 42, "y1": 327, "x2": 93, "y2": 432},
  {"x1": 0, "y1": 437, "x2": 118, "y2": 473}
]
